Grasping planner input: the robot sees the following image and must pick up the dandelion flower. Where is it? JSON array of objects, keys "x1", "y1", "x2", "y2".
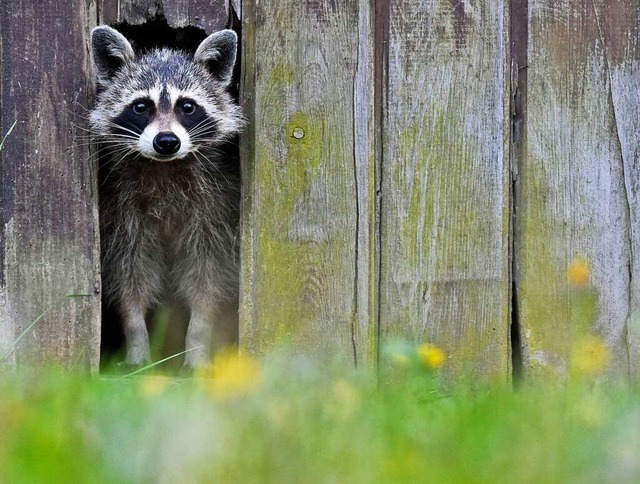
[
  {"x1": 198, "y1": 350, "x2": 262, "y2": 399},
  {"x1": 416, "y1": 343, "x2": 446, "y2": 369},
  {"x1": 567, "y1": 258, "x2": 590, "y2": 288}
]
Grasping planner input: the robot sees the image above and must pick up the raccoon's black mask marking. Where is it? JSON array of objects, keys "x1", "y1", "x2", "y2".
[
  {"x1": 174, "y1": 100, "x2": 211, "y2": 134},
  {"x1": 112, "y1": 100, "x2": 154, "y2": 137}
]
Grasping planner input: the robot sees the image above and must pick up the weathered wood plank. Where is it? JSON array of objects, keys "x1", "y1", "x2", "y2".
[
  {"x1": 98, "y1": 0, "x2": 227, "y2": 32},
  {"x1": 514, "y1": 0, "x2": 632, "y2": 381},
  {"x1": 379, "y1": 0, "x2": 511, "y2": 379},
  {"x1": 186, "y1": 0, "x2": 229, "y2": 32},
  {"x1": 0, "y1": 0, "x2": 101, "y2": 369},
  {"x1": 240, "y1": 1, "x2": 377, "y2": 363},
  {"x1": 597, "y1": 1, "x2": 640, "y2": 383}
]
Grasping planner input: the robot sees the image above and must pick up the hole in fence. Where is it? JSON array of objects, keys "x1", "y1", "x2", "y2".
[
  {"x1": 112, "y1": 18, "x2": 208, "y2": 53},
  {"x1": 99, "y1": 13, "x2": 242, "y2": 371}
]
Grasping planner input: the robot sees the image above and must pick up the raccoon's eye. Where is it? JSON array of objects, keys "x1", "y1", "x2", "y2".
[
  {"x1": 180, "y1": 100, "x2": 197, "y2": 115},
  {"x1": 132, "y1": 101, "x2": 149, "y2": 115}
]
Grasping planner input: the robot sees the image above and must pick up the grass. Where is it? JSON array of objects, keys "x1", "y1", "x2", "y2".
[
  {"x1": 1, "y1": 345, "x2": 639, "y2": 484},
  {"x1": 0, "y1": 119, "x2": 17, "y2": 152}
]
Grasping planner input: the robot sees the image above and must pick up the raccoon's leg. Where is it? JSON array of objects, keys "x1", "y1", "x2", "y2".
[
  {"x1": 119, "y1": 246, "x2": 165, "y2": 365},
  {"x1": 176, "y1": 219, "x2": 238, "y2": 369},
  {"x1": 103, "y1": 216, "x2": 165, "y2": 366},
  {"x1": 121, "y1": 300, "x2": 151, "y2": 365},
  {"x1": 179, "y1": 267, "x2": 235, "y2": 368},
  {"x1": 184, "y1": 299, "x2": 218, "y2": 368}
]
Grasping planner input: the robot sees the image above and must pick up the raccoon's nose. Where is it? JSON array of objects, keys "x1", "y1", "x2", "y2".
[{"x1": 153, "y1": 132, "x2": 181, "y2": 155}]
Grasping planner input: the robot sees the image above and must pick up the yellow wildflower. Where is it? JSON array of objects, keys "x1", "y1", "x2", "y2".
[
  {"x1": 567, "y1": 258, "x2": 590, "y2": 288},
  {"x1": 198, "y1": 350, "x2": 262, "y2": 399},
  {"x1": 571, "y1": 335, "x2": 610, "y2": 377},
  {"x1": 416, "y1": 343, "x2": 446, "y2": 369}
]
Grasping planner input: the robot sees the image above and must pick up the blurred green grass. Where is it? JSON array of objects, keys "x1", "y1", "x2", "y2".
[{"x1": 2, "y1": 346, "x2": 639, "y2": 484}]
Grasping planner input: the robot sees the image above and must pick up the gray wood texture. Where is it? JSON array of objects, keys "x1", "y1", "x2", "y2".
[
  {"x1": 379, "y1": 0, "x2": 511, "y2": 379},
  {"x1": 602, "y1": 1, "x2": 640, "y2": 383},
  {"x1": 514, "y1": 0, "x2": 640, "y2": 382},
  {"x1": 240, "y1": 1, "x2": 377, "y2": 364},
  {"x1": 0, "y1": 0, "x2": 101, "y2": 369}
]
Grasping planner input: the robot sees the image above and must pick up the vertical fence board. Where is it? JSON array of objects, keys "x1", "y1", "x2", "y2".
[
  {"x1": 515, "y1": 0, "x2": 632, "y2": 381},
  {"x1": 240, "y1": 1, "x2": 376, "y2": 363},
  {"x1": 0, "y1": 1, "x2": 100, "y2": 369},
  {"x1": 597, "y1": 1, "x2": 640, "y2": 382},
  {"x1": 379, "y1": 0, "x2": 511, "y2": 379}
]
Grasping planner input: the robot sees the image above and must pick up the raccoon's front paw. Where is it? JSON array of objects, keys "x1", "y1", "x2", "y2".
[
  {"x1": 183, "y1": 346, "x2": 210, "y2": 371},
  {"x1": 116, "y1": 360, "x2": 147, "y2": 374},
  {"x1": 124, "y1": 345, "x2": 151, "y2": 367}
]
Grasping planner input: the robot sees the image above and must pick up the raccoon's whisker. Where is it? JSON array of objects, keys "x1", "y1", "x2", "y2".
[
  {"x1": 76, "y1": 129, "x2": 140, "y2": 144},
  {"x1": 99, "y1": 146, "x2": 135, "y2": 165},
  {"x1": 188, "y1": 124, "x2": 217, "y2": 138},
  {"x1": 75, "y1": 137, "x2": 134, "y2": 147},
  {"x1": 189, "y1": 126, "x2": 217, "y2": 139},
  {"x1": 189, "y1": 133, "x2": 217, "y2": 145},
  {"x1": 73, "y1": 136, "x2": 102, "y2": 144},
  {"x1": 73, "y1": 124, "x2": 137, "y2": 141},
  {"x1": 85, "y1": 146, "x2": 134, "y2": 159},
  {"x1": 192, "y1": 149, "x2": 232, "y2": 188},
  {"x1": 196, "y1": 145, "x2": 228, "y2": 159},
  {"x1": 187, "y1": 119, "x2": 218, "y2": 139},
  {"x1": 97, "y1": 134, "x2": 139, "y2": 143},
  {"x1": 81, "y1": 130, "x2": 137, "y2": 140},
  {"x1": 72, "y1": 102, "x2": 92, "y2": 113},
  {"x1": 101, "y1": 147, "x2": 138, "y2": 185},
  {"x1": 105, "y1": 122, "x2": 142, "y2": 138},
  {"x1": 188, "y1": 117, "x2": 217, "y2": 134},
  {"x1": 188, "y1": 130, "x2": 216, "y2": 143},
  {"x1": 76, "y1": 145, "x2": 127, "y2": 157},
  {"x1": 72, "y1": 123, "x2": 100, "y2": 135},
  {"x1": 79, "y1": 145, "x2": 133, "y2": 161},
  {"x1": 191, "y1": 151, "x2": 224, "y2": 193},
  {"x1": 98, "y1": 140, "x2": 137, "y2": 155}
]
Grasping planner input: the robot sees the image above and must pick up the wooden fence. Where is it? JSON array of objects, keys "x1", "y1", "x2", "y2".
[{"x1": 1, "y1": 0, "x2": 639, "y2": 383}]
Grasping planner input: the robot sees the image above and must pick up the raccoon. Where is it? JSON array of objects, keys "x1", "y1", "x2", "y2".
[{"x1": 89, "y1": 26, "x2": 242, "y2": 368}]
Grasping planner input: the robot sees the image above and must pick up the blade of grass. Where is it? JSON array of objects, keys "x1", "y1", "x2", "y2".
[
  {"x1": 2, "y1": 306, "x2": 52, "y2": 361},
  {"x1": 2, "y1": 294, "x2": 84, "y2": 362},
  {"x1": 68, "y1": 348, "x2": 86, "y2": 372},
  {"x1": 0, "y1": 120, "x2": 17, "y2": 152},
  {"x1": 118, "y1": 345, "x2": 205, "y2": 380}
]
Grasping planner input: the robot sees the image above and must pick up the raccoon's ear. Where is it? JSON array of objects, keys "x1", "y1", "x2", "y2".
[
  {"x1": 194, "y1": 30, "x2": 237, "y2": 85},
  {"x1": 91, "y1": 26, "x2": 134, "y2": 85}
]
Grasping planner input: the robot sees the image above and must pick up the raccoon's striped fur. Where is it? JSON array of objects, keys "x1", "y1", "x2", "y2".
[{"x1": 90, "y1": 26, "x2": 242, "y2": 368}]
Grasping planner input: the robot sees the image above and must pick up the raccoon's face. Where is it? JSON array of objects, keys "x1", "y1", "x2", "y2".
[{"x1": 90, "y1": 26, "x2": 241, "y2": 163}]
